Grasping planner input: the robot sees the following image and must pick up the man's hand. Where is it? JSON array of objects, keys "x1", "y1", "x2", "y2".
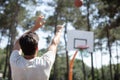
[
  {"x1": 30, "y1": 15, "x2": 45, "y2": 32},
  {"x1": 56, "y1": 25, "x2": 64, "y2": 33}
]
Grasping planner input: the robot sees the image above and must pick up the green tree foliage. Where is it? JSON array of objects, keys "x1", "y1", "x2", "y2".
[{"x1": 93, "y1": 0, "x2": 120, "y2": 80}]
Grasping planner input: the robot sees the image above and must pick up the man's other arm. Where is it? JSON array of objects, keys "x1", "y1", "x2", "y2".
[{"x1": 48, "y1": 25, "x2": 63, "y2": 54}]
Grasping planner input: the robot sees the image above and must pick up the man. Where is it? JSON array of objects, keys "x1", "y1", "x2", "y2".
[{"x1": 10, "y1": 15, "x2": 63, "y2": 80}]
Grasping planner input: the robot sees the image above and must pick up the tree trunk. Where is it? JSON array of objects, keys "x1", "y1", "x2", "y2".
[
  {"x1": 64, "y1": 22, "x2": 69, "y2": 80},
  {"x1": 86, "y1": 0, "x2": 94, "y2": 80},
  {"x1": 8, "y1": 1, "x2": 19, "y2": 79},
  {"x1": 101, "y1": 52, "x2": 105, "y2": 80},
  {"x1": 3, "y1": 36, "x2": 11, "y2": 79},
  {"x1": 106, "y1": 27, "x2": 113, "y2": 80},
  {"x1": 53, "y1": 0, "x2": 64, "y2": 79},
  {"x1": 53, "y1": 3, "x2": 58, "y2": 80},
  {"x1": 116, "y1": 41, "x2": 119, "y2": 74}
]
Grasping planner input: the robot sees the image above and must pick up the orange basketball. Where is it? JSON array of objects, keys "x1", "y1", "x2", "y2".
[{"x1": 74, "y1": 0, "x2": 83, "y2": 8}]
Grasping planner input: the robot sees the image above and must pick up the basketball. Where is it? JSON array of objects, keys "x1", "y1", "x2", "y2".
[{"x1": 74, "y1": 0, "x2": 83, "y2": 8}]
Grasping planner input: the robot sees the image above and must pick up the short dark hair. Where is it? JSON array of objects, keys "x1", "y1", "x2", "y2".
[{"x1": 19, "y1": 32, "x2": 39, "y2": 56}]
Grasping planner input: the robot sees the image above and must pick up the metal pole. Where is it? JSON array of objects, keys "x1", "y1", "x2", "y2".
[
  {"x1": 80, "y1": 50, "x2": 86, "y2": 80},
  {"x1": 91, "y1": 52, "x2": 94, "y2": 80}
]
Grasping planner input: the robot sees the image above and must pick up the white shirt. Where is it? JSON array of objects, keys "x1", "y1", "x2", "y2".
[{"x1": 10, "y1": 50, "x2": 55, "y2": 80}]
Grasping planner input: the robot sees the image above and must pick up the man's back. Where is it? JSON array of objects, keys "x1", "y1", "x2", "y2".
[
  {"x1": 10, "y1": 50, "x2": 55, "y2": 80},
  {"x1": 10, "y1": 16, "x2": 63, "y2": 80}
]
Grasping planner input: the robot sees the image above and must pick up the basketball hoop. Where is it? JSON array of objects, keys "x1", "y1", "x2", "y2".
[
  {"x1": 67, "y1": 30, "x2": 94, "y2": 52},
  {"x1": 76, "y1": 45, "x2": 89, "y2": 50}
]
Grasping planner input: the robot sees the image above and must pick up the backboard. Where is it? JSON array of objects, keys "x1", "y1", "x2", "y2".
[{"x1": 67, "y1": 30, "x2": 94, "y2": 52}]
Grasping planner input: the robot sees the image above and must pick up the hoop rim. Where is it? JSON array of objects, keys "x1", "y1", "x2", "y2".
[{"x1": 76, "y1": 45, "x2": 89, "y2": 50}]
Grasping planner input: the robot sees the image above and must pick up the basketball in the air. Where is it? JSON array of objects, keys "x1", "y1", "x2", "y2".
[{"x1": 74, "y1": 0, "x2": 83, "y2": 8}]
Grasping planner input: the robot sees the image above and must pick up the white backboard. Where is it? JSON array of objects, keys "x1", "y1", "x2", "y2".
[{"x1": 67, "y1": 30, "x2": 94, "y2": 52}]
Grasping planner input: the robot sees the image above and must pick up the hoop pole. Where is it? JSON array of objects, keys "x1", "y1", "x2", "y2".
[{"x1": 69, "y1": 50, "x2": 78, "y2": 80}]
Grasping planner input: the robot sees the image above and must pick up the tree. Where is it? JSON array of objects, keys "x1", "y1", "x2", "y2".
[
  {"x1": 93, "y1": 0, "x2": 120, "y2": 80},
  {"x1": 0, "y1": 0, "x2": 40, "y2": 79}
]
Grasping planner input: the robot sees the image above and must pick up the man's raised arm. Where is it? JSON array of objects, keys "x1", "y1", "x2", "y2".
[
  {"x1": 48, "y1": 25, "x2": 63, "y2": 54},
  {"x1": 13, "y1": 15, "x2": 45, "y2": 51}
]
